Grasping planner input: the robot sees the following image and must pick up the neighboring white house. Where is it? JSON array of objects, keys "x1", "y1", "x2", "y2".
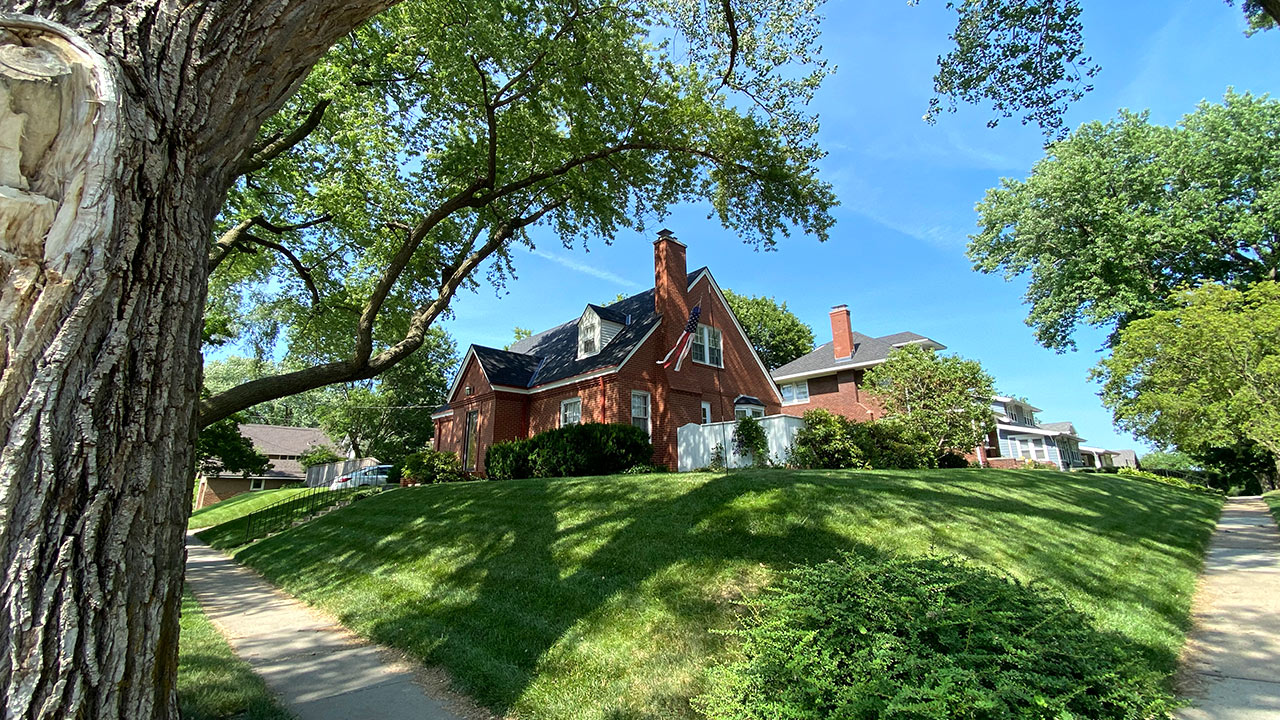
[{"x1": 977, "y1": 397, "x2": 1085, "y2": 471}]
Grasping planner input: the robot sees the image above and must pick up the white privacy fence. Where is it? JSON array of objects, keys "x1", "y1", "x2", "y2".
[
  {"x1": 676, "y1": 414, "x2": 805, "y2": 471},
  {"x1": 305, "y1": 457, "x2": 379, "y2": 487}
]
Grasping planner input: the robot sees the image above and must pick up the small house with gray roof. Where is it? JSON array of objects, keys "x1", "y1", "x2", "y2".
[
  {"x1": 770, "y1": 304, "x2": 945, "y2": 421},
  {"x1": 431, "y1": 231, "x2": 783, "y2": 473}
]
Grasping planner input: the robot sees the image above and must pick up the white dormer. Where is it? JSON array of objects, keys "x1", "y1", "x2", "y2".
[{"x1": 577, "y1": 307, "x2": 625, "y2": 360}]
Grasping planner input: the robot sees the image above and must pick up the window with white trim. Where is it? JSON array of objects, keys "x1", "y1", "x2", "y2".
[
  {"x1": 691, "y1": 324, "x2": 723, "y2": 367},
  {"x1": 250, "y1": 477, "x2": 265, "y2": 491},
  {"x1": 560, "y1": 398, "x2": 582, "y2": 426},
  {"x1": 631, "y1": 391, "x2": 650, "y2": 435},
  {"x1": 735, "y1": 406, "x2": 764, "y2": 420},
  {"x1": 700, "y1": 401, "x2": 713, "y2": 425},
  {"x1": 579, "y1": 315, "x2": 598, "y2": 357},
  {"x1": 780, "y1": 381, "x2": 809, "y2": 405}
]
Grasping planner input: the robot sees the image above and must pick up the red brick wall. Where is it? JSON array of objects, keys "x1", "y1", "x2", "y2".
[
  {"x1": 779, "y1": 368, "x2": 883, "y2": 422},
  {"x1": 195, "y1": 477, "x2": 296, "y2": 509}
]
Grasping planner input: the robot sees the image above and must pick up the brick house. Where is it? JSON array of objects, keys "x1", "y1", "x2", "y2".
[
  {"x1": 431, "y1": 231, "x2": 782, "y2": 473},
  {"x1": 194, "y1": 423, "x2": 334, "y2": 508},
  {"x1": 770, "y1": 304, "x2": 945, "y2": 420}
]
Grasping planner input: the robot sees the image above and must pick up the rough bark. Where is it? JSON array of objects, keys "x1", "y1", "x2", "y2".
[{"x1": 0, "y1": 3, "x2": 391, "y2": 718}]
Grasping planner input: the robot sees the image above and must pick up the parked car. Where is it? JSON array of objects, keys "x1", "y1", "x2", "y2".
[{"x1": 330, "y1": 464, "x2": 394, "y2": 490}]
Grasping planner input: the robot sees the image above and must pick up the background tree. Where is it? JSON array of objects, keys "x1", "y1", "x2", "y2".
[
  {"x1": 194, "y1": 415, "x2": 270, "y2": 478},
  {"x1": 505, "y1": 327, "x2": 533, "y2": 351},
  {"x1": 863, "y1": 345, "x2": 996, "y2": 458},
  {"x1": 1139, "y1": 450, "x2": 1198, "y2": 473},
  {"x1": 298, "y1": 445, "x2": 345, "y2": 469},
  {"x1": 203, "y1": 356, "x2": 324, "y2": 427},
  {"x1": 968, "y1": 91, "x2": 1280, "y2": 351},
  {"x1": 1096, "y1": 281, "x2": 1280, "y2": 480},
  {"x1": 926, "y1": 0, "x2": 1277, "y2": 136},
  {"x1": 722, "y1": 289, "x2": 815, "y2": 369}
]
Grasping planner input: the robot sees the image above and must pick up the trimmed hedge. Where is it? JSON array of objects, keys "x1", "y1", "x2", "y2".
[
  {"x1": 485, "y1": 423, "x2": 653, "y2": 480},
  {"x1": 695, "y1": 553, "x2": 1178, "y2": 720}
]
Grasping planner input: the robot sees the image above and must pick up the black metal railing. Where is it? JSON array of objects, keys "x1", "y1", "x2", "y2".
[{"x1": 242, "y1": 483, "x2": 391, "y2": 544}]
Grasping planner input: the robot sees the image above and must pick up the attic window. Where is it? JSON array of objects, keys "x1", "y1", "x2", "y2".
[{"x1": 579, "y1": 315, "x2": 599, "y2": 357}]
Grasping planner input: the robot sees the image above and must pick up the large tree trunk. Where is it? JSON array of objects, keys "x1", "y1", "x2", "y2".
[{"x1": 0, "y1": 4, "x2": 390, "y2": 718}]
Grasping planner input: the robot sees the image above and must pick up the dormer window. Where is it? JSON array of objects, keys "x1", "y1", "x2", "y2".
[{"x1": 580, "y1": 315, "x2": 599, "y2": 357}]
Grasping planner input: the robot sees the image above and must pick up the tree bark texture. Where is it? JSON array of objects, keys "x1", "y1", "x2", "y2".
[{"x1": 0, "y1": 3, "x2": 391, "y2": 718}]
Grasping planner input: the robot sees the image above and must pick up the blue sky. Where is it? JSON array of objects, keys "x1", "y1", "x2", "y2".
[{"x1": 438, "y1": 1, "x2": 1277, "y2": 453}]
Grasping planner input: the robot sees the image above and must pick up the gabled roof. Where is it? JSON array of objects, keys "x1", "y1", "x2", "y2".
[
  {"x1": 458, "y1": 269, "x2": 705, "y2": 392},
  {"x1": 1039, "y1": 421, "x2": 1076, "y2": 433},
  {"x1": 238, "y1": 424, "x2": 333, "y2": 455},
  {"x1": 771, "y1": 331, "x2": 946, "y2": 381}
]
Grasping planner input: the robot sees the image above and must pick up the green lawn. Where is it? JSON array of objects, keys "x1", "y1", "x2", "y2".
[
  {"x1": 1264, "y1": 490, "x2": 1280, "y2": 526},
  {"x1": 190, "y1": 487, "x2": 310, "y2": 530},
  {"x1": 178, "y1": 589, "x2": 294, "y2": 720},
  {"x1": 211, "y1": 469, "x2": 1221, "y2": 720}
]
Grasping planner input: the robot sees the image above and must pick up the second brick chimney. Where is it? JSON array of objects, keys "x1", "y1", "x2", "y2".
[
  {"x1": 830, "y1": 304, "x2": 853, "y2": 360},
  {"x1": 654, "y1": 229, "x2": 688, "y2": 320}
]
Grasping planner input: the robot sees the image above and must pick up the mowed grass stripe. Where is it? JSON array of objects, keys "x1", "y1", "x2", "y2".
[{"x1": 213, "y1": 469, "x2": 1220, "y2": 720}]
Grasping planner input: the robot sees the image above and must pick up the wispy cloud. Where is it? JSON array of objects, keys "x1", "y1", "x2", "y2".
[{"x1": 526, "y1": 248, "x2": 642, "y2": 289}]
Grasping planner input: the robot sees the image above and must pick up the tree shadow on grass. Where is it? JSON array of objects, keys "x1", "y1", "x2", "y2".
[{"x1": 233, "y1": 469, "x2": 1220, "y2": 718}]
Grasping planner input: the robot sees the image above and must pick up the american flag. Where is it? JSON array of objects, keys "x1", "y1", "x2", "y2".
[{"x1": 657, "y1": 305, "x2": 701, "y2": 371}]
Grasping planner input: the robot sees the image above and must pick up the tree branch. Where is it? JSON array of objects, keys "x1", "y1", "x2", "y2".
[
  {"x1": 717, "y1": 0, "x2": 740, "y2": 90},
  {"x1": 235, "y1": 233, "x2": 323, "y2": 308},
  {"x1": 238, "y1": 99, "x2": 332, "y2": 176}
]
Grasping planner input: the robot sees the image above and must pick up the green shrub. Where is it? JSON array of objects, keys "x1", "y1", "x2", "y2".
[
  {"x1": 789, "y1": 410, "x2": 933, "y2": 470},
  {"x1": 850, "y1": 418, "x2": 935, "y2": 469},
  {"x1": 936, "y1": 450, "x2": 970, "y2": 468},
  {"x1": 1118, "y1": 466, "x2": 1223, "y2": 495},
  {"x1": 485, "y1": 440, "x2": 532, "y2": 481},
  {"x1": 486, "y1": 423, "x2": 652, "y2": 480},
  {"x1": 732, "y1": 416, "x2": 770, "y2": 467},
  {"x1": 402, "y1": 450, "x2": 466, "y2": 484},
  {"x1": 621, "y1": 463, "x2": 669, "y2": 475},
  {"x1": 695, "y1": 553, "x2": 1178, "y2": 720},
  {"x1": 709, "y1": 442, "x2": 727, "y2": 472},
  {"x1": 298, "y1": 444, "x2": 344, "y2": 469},
  {"x1": 790, "y1": 409, "x2": 867, "y2": 469}
]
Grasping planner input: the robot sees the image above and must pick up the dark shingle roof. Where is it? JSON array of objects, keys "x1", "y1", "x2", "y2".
[
  {"x1": 470, "y1": 268, "x2": 706, "y2": 390},
  {"x1": 879, "y1": 331, "x2": 930, "y2": 346},
  {"x1": 771, "y1": 331, "x2": 943, "y2": 379}
]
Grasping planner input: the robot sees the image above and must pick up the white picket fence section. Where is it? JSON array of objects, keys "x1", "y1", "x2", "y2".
[
  {"x1": 305, "y1": 457, "x2": 380, "y2": 487},
  {"x1": 676, "y1": 414, "x2": 805, "y2": 471}
]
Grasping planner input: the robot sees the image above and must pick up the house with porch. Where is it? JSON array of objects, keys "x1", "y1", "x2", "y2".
[
  {"x1": 431, "y1": 231, "x2": 783, "y2": 473},
  {"x1": 973, "y1": 398, "x2": 1086, "y2": 470},
  {"x1": 770, "y1": 304, "x2": 945, "y2": 421}
]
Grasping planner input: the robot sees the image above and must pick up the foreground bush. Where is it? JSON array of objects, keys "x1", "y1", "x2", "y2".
[
  {"x1": 790, "y1": 409, "x2": 934, "y2": 470},
  {"x1": 485, "y1": 423, "x2": 652, "y2": 479},
  {"x1": 695, "y1": 553, "x2": 1178, "y2": 720},
  {"x1": 402, "y1": 450, "x2": 467, "y2": 484}
]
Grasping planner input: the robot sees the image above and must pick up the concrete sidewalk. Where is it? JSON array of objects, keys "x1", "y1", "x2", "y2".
[
  {"x1": 186, "y1": 533, "x2": 473, "y2": 720},
  {"x1": 1178, "y1": 496, "x2": 1280, "y2": 719}
]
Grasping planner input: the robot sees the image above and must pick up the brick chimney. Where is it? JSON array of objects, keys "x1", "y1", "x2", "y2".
[
  {"x1": 654, "y1": 228, "x2": 688, "y2": 319},
  {"x1": 830, "y1": 304, "x2": 853, "y2": 359}
]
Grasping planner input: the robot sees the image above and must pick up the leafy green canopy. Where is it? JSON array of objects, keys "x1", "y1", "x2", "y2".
[
  {"x1": 1096, "y1": 281, "x2": 1280, "y2": 476},
  {"x1": 969, "y1": 91, "x2": 1280, "y2": 351},
  {"x1": 203, "y1": 0, "x2": 836, "y2": 425},
  {"x1": 863, "y1": 344, "x2": 996, "y2": 456},
  {"x1": 722, "y1": 288, "x2": 814, "y2": 369},
  {"x1": 924, "y1": 0, "x2": 1276, "y2": 136}
]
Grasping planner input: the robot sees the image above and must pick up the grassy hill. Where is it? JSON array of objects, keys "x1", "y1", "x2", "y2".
[
  {"x1": 208, "y1": 468, "x2": 1221, "y2": 720},
  {"x1": 189, "y1": 487, "x2": 310, "y2": 530}
]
